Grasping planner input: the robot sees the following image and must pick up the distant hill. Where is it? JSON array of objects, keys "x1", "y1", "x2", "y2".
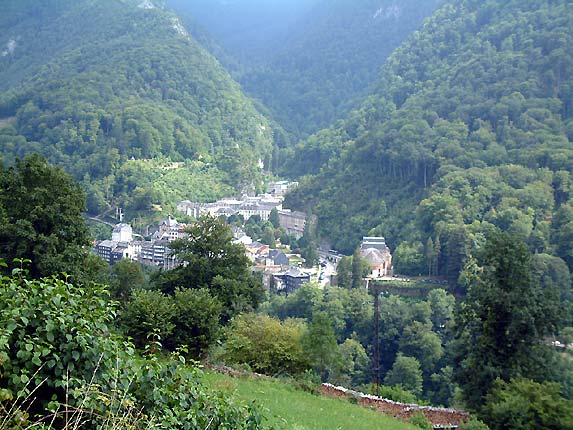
[
  {"x1": 285, "y1": 0, "x2": 573, "y2": 279},
  {"x1": 0, "y1": 0, "x2": 273, "y2": 215},
  {"x1": 169, "y1": 0, "x2": 441, "y2": 144},
  {"x1": 241, "y1": 0, "x2": 442, "y2": 141}
]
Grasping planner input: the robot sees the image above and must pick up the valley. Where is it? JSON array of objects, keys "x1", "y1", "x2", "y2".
[{"x1": 1, "y1": 1, "x2": 573, "y2": 429}]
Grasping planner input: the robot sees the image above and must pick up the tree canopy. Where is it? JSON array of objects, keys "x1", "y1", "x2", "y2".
[
  {"x1": 0, "y1": 155, "x2": 91, "y2": 278},
  {"x1": 454, "y1": 233, "x2": 562, "y2": 413}
]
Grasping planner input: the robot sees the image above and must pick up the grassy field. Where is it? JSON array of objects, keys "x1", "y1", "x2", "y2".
[{"x1": 203, "y1": 372, "x2": 418, "y2": 430}]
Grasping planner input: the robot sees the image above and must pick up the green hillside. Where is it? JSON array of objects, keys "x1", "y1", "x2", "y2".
[
  {"x1": 204, "y1": 372, "x2": 419, "y2": 430},
  {"x1": 0, "y1": 0, "x2": 273, "y2": 215},
  {"x1": 286, "y1": 0, "x2": 573, "y2": 278}
]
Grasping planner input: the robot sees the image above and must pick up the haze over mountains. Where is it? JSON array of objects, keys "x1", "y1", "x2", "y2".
[{"x1": 170, "y1": 0, "x2": 441, "y2": 141}]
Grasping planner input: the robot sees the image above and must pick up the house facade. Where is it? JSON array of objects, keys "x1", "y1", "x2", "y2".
[
  {"x1": 360, "y1": 236, "x2": 393, "y2": 278},
  {"x1": 278, "y1": 210, "x2": 306, "y2": 239}
]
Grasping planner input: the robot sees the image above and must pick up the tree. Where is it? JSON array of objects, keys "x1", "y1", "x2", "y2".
[
  {"x1": 269, "y1": 208, "x2": 280, "y2": 229},
  {"x1": 399, "y1": 321, "x2": 444, "y2": 374},
  {"x1": 333, "y1": 335, "x2": 370, "y2": 387},
  {"x1": 111, "y1": 259, "x2": 146, "y2": 301},
  {"x1": 260, "y1": 225, "x2": 276, "y2": 248},
  {"x1": 351, "y1": 248, "x2": 370, "y2": 289},
  {"x1": 169, "y1": 288, "x2": 222, "y2": 357},
  {"x1": 301, "y1": 312, "x2": 341, "y2": 381},
  {"x1": 121, "y1": 289, "x2": 176, "y2": 349},
  {"x1": 393, "y1": 241, "x2": 425, "y2": 275},
  {"x1": 454, "y1": 233, "x2": 561, "y2": 413},
  {"x1": 383, "y1": 354, "x2": 423, "y2": 396},
  {"x1": 155, "y1": 215, "x2": 264, "y2": 320},
  {"x1": 0, "y1": 155, "x2": 91, "y2": 278},
  {"x1": 337, "y1": 256, "x2": 352, "y2": 289},
  {"x1": 483, "y1": 378, "x2": 573, "y2": 430},
  {"x1": 427, "y1": 288, "x2": 455, "y2": 333},
  {"x1": 216, "y1": 313, "x2": 309, "y2": 376}
]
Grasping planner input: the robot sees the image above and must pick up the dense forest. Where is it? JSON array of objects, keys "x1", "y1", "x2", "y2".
[
  {"x1": 286, "y1": 0, "x2": 573, "y2": 278},
  {"x1": 0, "y1": 0, "x2": 273, "y2": 216}
]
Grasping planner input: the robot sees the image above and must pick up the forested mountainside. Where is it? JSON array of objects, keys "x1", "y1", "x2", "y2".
[
  {"x1": 286, "y1": 0, "x2": 573, "y2": 277},
  {"x1": 241, "y1": 0, "x2": 442, "y2": 142},
  {"x1": 0, "y1": 0, "x2": 273, "y2": 214},
  {"x1": 170, "y1": 0, "x2": 440, "y2": 144}
]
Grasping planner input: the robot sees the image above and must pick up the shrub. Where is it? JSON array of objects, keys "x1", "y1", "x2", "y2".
[
  {"x1": 0, "y1": 270, "x2": 268, "y2": 429},
  {"x1": 460, "y1": 417, "x2": 490, "y2": 430},
  {"x1": 121, "y1": 288, "x2": 176, "y2": 348},
  {"x1": 483, "y1": 378, "x2": 573, "y2": 430},
  {"x1": 216, "y1": 313, "x2": 310, "y2": 376},
  {"x1": 168, "y1": 288, "x2": 222, "y2": 357},
  {"x1": 409, "y1": 411, "x2": 432, "y2": 430}
]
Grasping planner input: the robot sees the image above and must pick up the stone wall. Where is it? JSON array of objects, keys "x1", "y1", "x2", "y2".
[{"x1": 321, "y1": 383, "x2": 470, "y2": 428}]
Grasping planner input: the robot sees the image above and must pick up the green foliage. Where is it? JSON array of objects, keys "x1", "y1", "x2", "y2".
[
  {"x1": 156, "y1": 215, "x2": 264, "y2": 321},
  {"x1": 460, "y1": 417, "x2": 490, "y2": 430},
  {"x1": 169, "y1": 288, "x2": 222, "y2": 357},
  {"x1": 110, "y1": 259, "x2": 146, "y2": 302},
  {"x1": 427, "y1": 288, "x2": 455, "y2": 333},
  {"x1": 409, "y1": 411, "x2": 432, "y2": 430},
  {"x1": 0, "y1": 0, "x2": 273, "y2": 214},
  {"x1": 383, "y1": 355, "x2": 424, "y2": 396},
  {"x1": 0, "y1": 270, "x2": 266, "y2": 429},
  {"x1": 351, "y1": 248, "x2": 371, "y2": 289},
  {"x1": 122, "y1": 289, "x2": 176, "y2": 349},
  {"x1": 268, "y1": 208, "x2": 280, "y2": 229},
  {"x1": 399, "y1": 321, "x2": 444, "y2": 374},
  {"x1": 454, "y1": 233, "x2": 562, "y2": 412},
  {"x1": 301, "y1": 312, "x2": 341, "y2": 381},
  {"x1": 560, "y1": 327, "x2": 573, "y2": 347},
  {"x1": 0, "y1": 155, "x2": 91, "y2": 278},
  {"x1": 122, "y1": 288, "x2": 222, "y2": 357},
  {"x1": 483, "y1": 378, "x2": 573, "y2": 430},
  {"x1": 215, "y1": 313, "x2": 309, "y2": 376},
  {"x1": 332, "y1": 336, "x2": 370, "y2": 388},
  {"x1": 336, "y1": 256, "x2": 352, "y2": 289},
  {"x1": 394, "y1": 242, "x2": 425, "y2": 276}
]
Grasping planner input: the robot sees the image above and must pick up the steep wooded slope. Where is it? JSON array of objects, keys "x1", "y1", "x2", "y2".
[
  {"x1": 0, "y1": 0, "x2": 273, "y2": 214},
  {"x1": 286, "y1": 0, "x2": 573, "y2": 279},
  {"x1": 241, "y1": 0, "x2": 441, "y2": 142},
  {"x1": 169, "y1": 0, "x2": 440, "y2": 144}
]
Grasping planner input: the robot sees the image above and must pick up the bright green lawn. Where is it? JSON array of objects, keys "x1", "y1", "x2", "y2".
[{"x1": 203, "y1": 372, "x2": 418, "y2": 430}]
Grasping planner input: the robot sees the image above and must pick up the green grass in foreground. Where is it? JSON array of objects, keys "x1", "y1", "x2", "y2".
[{"x1": 203, "y1": 372, "x2": 419, "y2": 430}]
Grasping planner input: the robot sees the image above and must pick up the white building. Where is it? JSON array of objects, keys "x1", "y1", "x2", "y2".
[
  {"x1": 112, "y1": 224, "x2": 133, "y2": 242},
  {"x1": 360, "y1": 237, "x2": 393, "y2": 277}
]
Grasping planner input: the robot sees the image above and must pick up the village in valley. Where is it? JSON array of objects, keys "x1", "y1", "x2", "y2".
[{"x1": 93, "y1": 180, "x2": 397, "y2": 295}]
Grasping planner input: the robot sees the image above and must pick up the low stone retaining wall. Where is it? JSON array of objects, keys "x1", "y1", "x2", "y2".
[{"x1": 322, "y1": 383, "x2": 469, "y2": 428}]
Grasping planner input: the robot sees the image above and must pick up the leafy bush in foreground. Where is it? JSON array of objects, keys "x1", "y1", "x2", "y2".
[{"x1": 0, "y1": 267, "x2": 267, "y2": 429}]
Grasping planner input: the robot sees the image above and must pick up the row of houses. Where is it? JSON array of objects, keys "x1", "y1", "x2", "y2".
[
  {"x1": 94, "y1": 217, "x2": 186, "y2": 270},
  {"x1": 176, "y1": 183, "x2": 307, "y2": 239},
  {"x1": 177, "y1": 195, "x2": 283, "y2": 222}
]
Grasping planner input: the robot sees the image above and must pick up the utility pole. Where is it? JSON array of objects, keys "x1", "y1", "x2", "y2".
[{"x1": 369, "y1": 280, "x2": 382, "y2": 397}]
